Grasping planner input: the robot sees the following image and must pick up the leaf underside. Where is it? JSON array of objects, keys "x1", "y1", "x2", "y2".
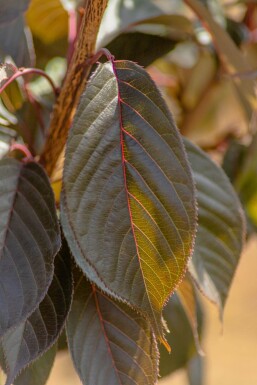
[
  {"x1": 0, "y1": 158, "x2": 60, "y2": 337},
  {"x1": 66, "y1": 271, "x2": 158, "y2": 385},
  {"x1": 2, "y1": 242, "x2": 72, "y2": 385},
  {"x1": 184, "y1": 138, "x2": 245, "y2": 311},
  {"x1": 61, "y1": 60, "x2": 197, "y2": 339}
]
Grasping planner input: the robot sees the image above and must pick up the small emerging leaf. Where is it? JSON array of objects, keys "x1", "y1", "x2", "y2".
[
  {"x1": 184, "y1": 138, "x2": 245, "y2": 312},
  {"x1": 66, "y1": 272, "x2": 158, "y2": 385},
  {"x1": 0, "y1": 158, "x2": 60, "y2": 336},
  {"x1": 2, "y1": 242, "x2": 72, "y2": 385},
  {"x1": 61, "y1": 60, "x2": 197, "y2": 341}
]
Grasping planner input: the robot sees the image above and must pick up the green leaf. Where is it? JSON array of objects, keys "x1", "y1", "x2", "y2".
[
  {"x1": 0, "y1": 159, "x2": 60, "y2": 336},
  {"x1": 66, "y1": 271, "x2": 158, "y2": 385},
  {"x1": 61, "y1": 60, "x2": 197, "y2": 343},
  {"x1": 184, "y1": 138, "x2": 245, "y2": 312},
  {"x1": 2, "y1": 242, "x2": 72, "y2": 385},
  {"x1": 13, "y1": 345, "x2": 56, "y2": 385},
  {"x1": 159, "y1": 292, "x2": 204, "y2": 378},
  {"x1": 0, "y1": 16, "x2": 34, "y2": 67},
  {"x1": 0, "y1": 0, "x2": 30, "y2": 24}
]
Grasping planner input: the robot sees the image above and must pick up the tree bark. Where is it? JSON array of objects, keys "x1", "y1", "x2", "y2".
[{"x1": 40, "y1": 0, "x2": 108, "y2": 176}]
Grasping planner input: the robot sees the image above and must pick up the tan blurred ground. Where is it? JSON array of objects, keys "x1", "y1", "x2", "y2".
[{"x1": 47, "y1": 236, "x2": 257, "y2": 385}]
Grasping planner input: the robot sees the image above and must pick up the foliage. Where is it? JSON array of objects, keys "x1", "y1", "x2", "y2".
[{"x1": 0, "y1": 0, "x2": 255, "y2": 384}]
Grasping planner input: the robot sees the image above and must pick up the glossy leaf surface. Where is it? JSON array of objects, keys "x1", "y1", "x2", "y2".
[
  {"x1": 184, "y1": 138, "x2": 245, "y2": 311},
  {"x1": 2, "y1": 244, "x2": 72, "y2": 385},
  {"x1": 61, "y1": 60, "x2": 197, "y2": 340},
  {"x1": 66, "y1": 272, "x2": 158, "y2": 385},
  {"x1": 0, "y1": 158, "x2": 60, "y2": 336}
]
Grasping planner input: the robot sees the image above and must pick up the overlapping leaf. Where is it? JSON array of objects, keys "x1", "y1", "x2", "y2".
[
  {"x1": 61, "y1": 60, "x2": 197, "y2": 341},
  {"x1": 13, "y1": 345, "x2": 57, "y2": 385},
  {"x1": 0, "y1": 158, "x2": 60, "y2": 336},
  {"x1": 159, "y1": 292, "x2": 204, "y2": 378},
  {"x1": 66, "y1": 272, "x2": 158, "y2": 385},
  {"x1": 2, "y1": 243, "x2": 72, "y2": 385},
  {"x1": 184, "y1": 138, "x2": 245, "y2": 312},
  {"x1": 177, "y1": 274, "x2": 203, "y2": 354}
]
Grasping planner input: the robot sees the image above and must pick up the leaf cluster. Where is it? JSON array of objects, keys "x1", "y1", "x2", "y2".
[{"x1": 0, "y1": 1, "x2": 254, "y2": 384}]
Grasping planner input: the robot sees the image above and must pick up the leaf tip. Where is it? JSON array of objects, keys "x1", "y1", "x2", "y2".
[{"x1": 160, "y1": 337, "x2": 171, "y2": 353}]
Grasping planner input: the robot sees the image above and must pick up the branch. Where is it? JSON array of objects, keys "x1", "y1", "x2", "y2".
[{"x1": 40, "y1": 0, "x2": 109, "y2": 176}]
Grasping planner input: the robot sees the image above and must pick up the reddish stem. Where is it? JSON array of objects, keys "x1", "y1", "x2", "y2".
[
  {"x1": 0, "y1": 68, "x2": 59, "y2": 97},
  {"x1": 67, "y1": 9, "x2": 78, "y2": 65},
  {"x1": 10, "y1": 143, "x2": 33, "y2": 159},
  {"x1": 88, "y1": 48, "x2": 115, "y2": 66}
]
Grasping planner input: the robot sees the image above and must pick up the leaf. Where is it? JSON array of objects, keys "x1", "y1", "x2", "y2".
[
  {"x1": 106, "y1": 32, "x2": 176, "y2": 67},
  {"x1": 0, "y1": 0, "x2": 31, "y2": 24},
  {"x1": 0, "y1": 64, "x2": 23, "y2": 112},
  {"x1": 13, "y1": 345, "x2": 56, "y2": 385},
  {"x1": 66, "y1": 271, "x2": 158, "y2": 385},
  {"x1": 0, "y1": 158, "x2": 60, "y2": 336},
  {"x1": 184, "y1": 138, "x2": 245, "y2": 312},
  {"x1": 177, "y1": 274, "x2": 203, "y2": 355},
  {"x1": 186, "y1": 354, "x2": 204, "y2": 385},
  {"x1": 61, "y1": 60, "x2": 197, "y2": 342},
  {"x1": 26, "y1": 0, "x2": 68, "y2": 45},
  {"x1": 0, "y1": 344, "x2": 56, "y2": 385},
  {"x1": 0, "y1": 16, "x2": 34, "y2": 67},
  {"x1": 0, "y1": 63, "x2": 18, "y2": 88},
  {"x1": 97, "y1": 0, "x2": 181, "y2": 47},
  {"x1": 2, "y1": 242, "x2": 72, "y2": 385},
  {"x1": 159, "y1": 292, "x2": 204, "y2": 378}
]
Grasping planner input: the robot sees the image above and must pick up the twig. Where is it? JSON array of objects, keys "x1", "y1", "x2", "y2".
[{"x1": 40, "y1": 0, "x2": 109, "y2": 176}]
